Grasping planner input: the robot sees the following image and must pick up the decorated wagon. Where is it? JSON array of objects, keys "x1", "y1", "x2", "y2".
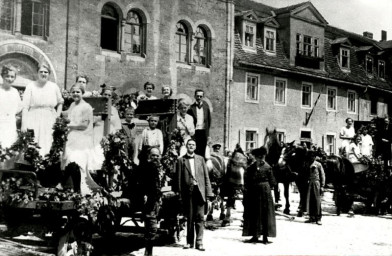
[{"x1": 0, "y1": 97, "x2": 183, "y2": 256}]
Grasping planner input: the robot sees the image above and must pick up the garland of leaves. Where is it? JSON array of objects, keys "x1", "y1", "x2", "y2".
[{"x1": 100, "y1": 130, "x2": 135, "y2": 190}]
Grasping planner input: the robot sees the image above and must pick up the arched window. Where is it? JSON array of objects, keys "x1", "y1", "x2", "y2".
[
  {"x1": 193, "y1": 26, "x2": 209, "y2": 66},
  {"x1": 101, "y1": 3, "x2": 120, "y2": 51},
  {"x1": 125, "y1": 10, "x2": 146, "y2": 56},
  {"x1": 176, "y1": 22, "x2": 189, "y2": 63}
]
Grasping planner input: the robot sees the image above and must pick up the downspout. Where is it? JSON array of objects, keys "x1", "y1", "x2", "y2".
[
  {"x1": 64, "y1": 0, "x2": 70, "y2": 89},
  {"x1": 224, "y1": 0, "x2": 234, "y2": 151}
]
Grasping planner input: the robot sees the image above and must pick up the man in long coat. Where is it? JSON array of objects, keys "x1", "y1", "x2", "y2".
[{"x1": 174, "y1": 139, "x2": 213, "y2": 251}]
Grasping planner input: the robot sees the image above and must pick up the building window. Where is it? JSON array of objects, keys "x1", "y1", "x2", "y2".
[
  {"x1": 246, "y1": 73, "x2": 259, "y2": 102},
  {"x1": 370, "y1": 97, "x2": 377, "y2": 115},
  {"x1": 302, "y1": 83, "x2": 312, "y2": 108},
  {"x1": 327, "y1": 87, "x2": 337, "y2": 111},
  {"x1": 176, "y1": 22, "x2": 189, "y2": 63},
  {"x1": 277, "y1": 131, "x2": 285, "y2": 144},
  {"x1": 245, "y1": 130, "x2": 257, "y2": 151},
  {"x1": 303, "y1": 35, "x2": 312, "y2": 56},
  {"x1": 340, "y1": 48, "x2": 350, "y2": 69},
  {"x1": 314, "y1": 38, "x2": 319, "y2": 57},
  {"x1": 21, "y1": 0, "x2": 49, "y2": 38},
  {"x1": 366, "y1": 55, "x2": 373, "y2": 74},
  {"x1": 264, "y1": 28, "x2": 275, "y2": 52},
  {"x1": 275, "y1": 78, "x2": 287, "y2": 105},
  {"x1": 378, "y1": 60, "x2": 385, "y2": 79},
  {"x1": 193, "y1": 26, "x2": 209, "y2": 66},
  {"x1": 300, "y1": 130, "x2": 312, "y2": 148},
  {"x1": 124, "y1": 10, "x2": 145, "y2": 55},
  {"x1": 296, "y1": 34, "x2": 320, "y2": 58},
  {"x1": 347, "y1": 91, "x2": 356, "y2": 113},
  {"x1": 0, "y1": 0, "x2": 14, "y2": 31},
  {"x1": 100, "y1": 3, "x2": 120, "y2": 51},
  {"x1": 326, "y1": 134, "x2": 336, "y2": 155},
  {"x1": 296, "y1": 34, "x2": 302, "y2": 55},
  {"x1": 243, "y1": 22, "x2": 256, "y2": 49}
]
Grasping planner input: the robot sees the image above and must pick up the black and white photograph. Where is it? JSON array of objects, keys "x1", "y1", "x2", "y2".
[{"x1": 0, "y1": 0, "x2": 391, "y2": 255}]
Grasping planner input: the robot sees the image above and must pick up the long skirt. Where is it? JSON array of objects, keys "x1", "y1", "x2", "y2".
[
  {"x1": 242, "y1": 182, "x2": 276, "y2": 237},
  {"x1": 306, "y1": 180, "x2": 322, "y2": 220}
]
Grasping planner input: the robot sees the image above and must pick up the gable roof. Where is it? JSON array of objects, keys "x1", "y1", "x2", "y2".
[
  {"x1": 275, "y1": 1, "x2": 328, "y2": 25},
  {"x1": 377, "y1": 40, "x2": 392, "y2": 50}
]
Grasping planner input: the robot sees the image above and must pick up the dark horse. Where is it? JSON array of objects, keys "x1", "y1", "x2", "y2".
[
  {"x1": 264, "y1": 129, "x2": 298, "y2": 215},
  {"x1": 276, "y1": 141, "x2": 313, "y2": 217}
]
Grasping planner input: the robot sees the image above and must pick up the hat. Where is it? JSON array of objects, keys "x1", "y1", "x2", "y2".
[
  {"x1": 251, "y1": 146, "x2": 267, "y2": 158},
  {"x1": 212, "y1": 143, "x2": 221, "y2": 150}
]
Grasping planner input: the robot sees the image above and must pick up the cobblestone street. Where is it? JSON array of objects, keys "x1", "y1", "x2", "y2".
[{"x1": 3, "y1": 185, "x2": 391, "y2": 256}]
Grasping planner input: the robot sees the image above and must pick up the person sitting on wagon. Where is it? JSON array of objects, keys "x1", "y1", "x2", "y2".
[
  {"x1": 161, "y1": 85, "x2": 173, "y2": 100},
  {"x1": 138, "y1": 82, "x2": 157, "y2": 101},
  {"x1": 339, "y1": 118, "x2": 355, "y2": 157},
  {"x1": 138, "y1": 115, "x2": 164, "y2": 165},
  {"x1": 360, "y1": 126, "x2": 374, "y2": 157},
  {"x1": 347, "y1": 135, "x2": 363, "y2": 164}
]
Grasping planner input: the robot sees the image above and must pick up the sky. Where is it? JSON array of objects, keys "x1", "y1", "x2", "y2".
[{"x1": 253, "y1": 0, "x2": 392, "y2": 41}]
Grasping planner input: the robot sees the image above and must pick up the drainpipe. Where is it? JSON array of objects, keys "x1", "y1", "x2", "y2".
[
  {"x1": 64, "y1": 0, "x2": 70, "y2": 89},
  {"x1": 224, "y1": 0, "x2": 234, "y2": 151}
]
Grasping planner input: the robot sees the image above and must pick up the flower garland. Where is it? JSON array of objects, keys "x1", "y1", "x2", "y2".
[{"x1": 100, "y1": 130, "x2": 135, "y2": 190}]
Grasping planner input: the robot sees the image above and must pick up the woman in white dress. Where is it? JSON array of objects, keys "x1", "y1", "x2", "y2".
[
  {"x1": 0, "y1": 65, "x2": 22, "y2": 169},
  {"x1": 93, "y1": 88, "x2": 122, "y2": 170},
  {"x1": 62, "y1": 84, "x2": 100, "y2": 195},
  {"x1": 339, "y1": 117, "x2": 355, "y2": 157},
  {"x1": 21, "y1": 63, "x2": 64, "y2": 157},
  {"x1": 347, "y1": 135, "x2": 363, "y2": 164}
]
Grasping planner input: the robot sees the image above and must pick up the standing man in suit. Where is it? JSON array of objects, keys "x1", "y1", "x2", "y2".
[
  {"x1": 188, "y1": 89, "x2": 211, "y2": 158},
  {"x1": 175, "y1": 139, "x2": 213, "y2": 251}
]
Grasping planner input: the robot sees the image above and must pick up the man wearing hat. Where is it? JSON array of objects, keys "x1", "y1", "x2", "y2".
[{"x1": 212, "y1": 143, "x2": 221, "y2": 153}]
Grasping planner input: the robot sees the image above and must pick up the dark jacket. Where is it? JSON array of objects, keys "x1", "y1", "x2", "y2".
[
  {"x1": 174, "y1": 154, "x2": 213, "y2": 202},
  {"x1": 187, "y1": 101, "x2": 211, "y2": 137}
]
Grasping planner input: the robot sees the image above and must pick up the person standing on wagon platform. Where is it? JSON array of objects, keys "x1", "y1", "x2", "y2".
[{"x1": 187, "y1": 89, "x2": 211, "y2": 158}]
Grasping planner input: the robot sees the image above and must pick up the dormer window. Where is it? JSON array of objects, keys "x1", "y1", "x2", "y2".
[
  {"x1": 243, "y1": 22, "x2": 256, "y2": 49},
  {"x1": 378, "y1": 60, "x2": 385, "y2": 79},
  {"x1": 366, "y1": 55, "x2": 373, "y2": 75},
  {"x1": 264, "y1": 27, "x2": 276, "y2": 52},
  {"x1": 339, "y1": 48, "x2": 350, "y2": 70},
  {"x1": 303, "y1": 35, "x2": 312, "y2": 56},
  {"x1": 296, "y1": 33, "x2": 320, "y2": 58},
  {"x1": 314, "y1": 38, "x2": 320, "y2": 57}
]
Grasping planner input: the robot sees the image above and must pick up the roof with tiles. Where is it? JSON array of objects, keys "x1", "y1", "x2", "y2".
[{"x1": 233, "y1": 2, "x2": 392, "y2": 91}]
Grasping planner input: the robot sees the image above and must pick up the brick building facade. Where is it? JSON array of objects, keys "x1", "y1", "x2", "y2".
[
  {"x1": 0, "y1": 0, "x2": 234, "y2": 145},
  {"x1": 229, "y1": 0, "x2": 392, "y2": 153}
]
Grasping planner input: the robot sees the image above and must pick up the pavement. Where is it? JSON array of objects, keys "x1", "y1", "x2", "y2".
[{"x1": 1, "y1": 184, "x2": 392, "y2": 256}]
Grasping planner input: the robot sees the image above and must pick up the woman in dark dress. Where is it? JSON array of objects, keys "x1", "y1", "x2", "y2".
[{"x1": 242, "y1": 146, "x2": 276, "y2": 244}]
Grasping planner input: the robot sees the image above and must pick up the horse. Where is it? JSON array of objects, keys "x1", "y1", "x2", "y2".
[
  {"x1": 277, "y1": 141, "x2": 313, "y2": 217},
  {"x1": 264, "y1": 129, "x2": 297, "y2": 215},
  {"x1": 205, "y1": 144, "x2": 247, "y2": 227}
]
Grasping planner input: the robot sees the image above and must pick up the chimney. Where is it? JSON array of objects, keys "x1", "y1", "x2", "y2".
[
  {"x1": 363, "y1": 31, "x2": 373, "y2": 39},
  {"x1": 381, "y1": 30, "x2": 387, "y2": 41}
]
